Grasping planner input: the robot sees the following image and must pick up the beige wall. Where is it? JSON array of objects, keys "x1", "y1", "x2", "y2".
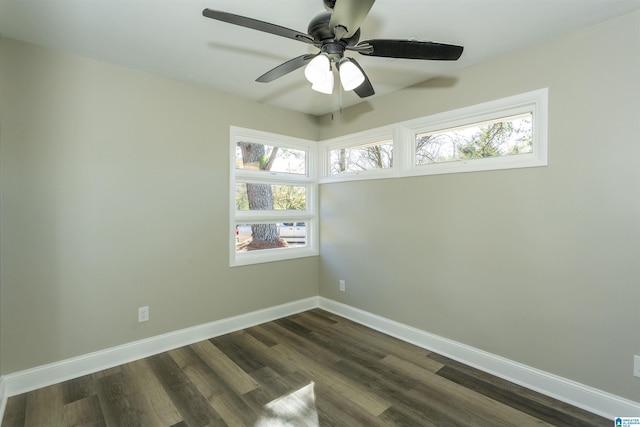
[
  {"x1": 0, "y1": 38, "x2": 319, "y2": 374},
  {"x1": 318, "y1": 11, "x2": 640, "y2": 401}
]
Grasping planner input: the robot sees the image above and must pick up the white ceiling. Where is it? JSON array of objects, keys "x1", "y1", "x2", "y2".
[{"x1": 2, "y1": 0, "x2": 640, "y2": 116}]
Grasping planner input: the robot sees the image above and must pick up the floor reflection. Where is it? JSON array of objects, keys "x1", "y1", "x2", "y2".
[{"x1": 255, "y1": 382, "x2": 319, "y2": 427}]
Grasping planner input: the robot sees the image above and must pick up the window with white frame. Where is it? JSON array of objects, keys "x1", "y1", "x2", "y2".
[
  {"x1": 320, "y1": 127, "x2": 396, "y2": 182},
  {"x1": 230, "y1": 127, "x2": 317, "y2": 267},
  {"x1": 414, "y1": 113, "x2": 533, "y2": 165},
  {"x1": 319, "y1": 88, "x2": 547, "y2": 181},
  {"x1": 404, "y1": 88, "x2": 548, "y2": 176}
]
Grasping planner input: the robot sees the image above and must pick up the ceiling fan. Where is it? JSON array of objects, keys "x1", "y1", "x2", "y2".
[{"x1": 202, "y1": 0, "x2": 463, "y2": 98}]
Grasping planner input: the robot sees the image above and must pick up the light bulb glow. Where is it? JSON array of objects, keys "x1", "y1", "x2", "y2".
[
  {"x1": 339, "y1": 59, "x2": 365, "y2": 91},
  {"x1": 304, "y1": 55, "x2": 331, "y2": 85},
  {"x1": 312, "y1": 69, "x2": 334, "y2": 94}
]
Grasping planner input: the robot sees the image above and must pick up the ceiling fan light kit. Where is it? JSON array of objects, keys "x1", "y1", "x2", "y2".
[
  {"x1": 202, "y1": 0, "x2": 463, "y2": 99},
  {"x1": 304, "y1": 55, "x2": 365, "y2": 95}
]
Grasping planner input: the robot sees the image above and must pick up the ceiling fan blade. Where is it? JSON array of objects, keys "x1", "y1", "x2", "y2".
[
  {"x1": 202, "y1": 9, "x2": 316, "y2": 45},
  {"x1": 358, "y1": 39, "x2": 463, "y2": 60},
  {"x1": 329, "y1": 0, "x2": 375, "y2": 41},
  {"x1": 256, "y1": 54, "x2": 319, "y2": 83},
  {"x1": 348, "y1": 58, "x2": 375, "y2": 98}
]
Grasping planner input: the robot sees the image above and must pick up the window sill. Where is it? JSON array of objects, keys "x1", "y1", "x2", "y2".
[{"x1": 231, "y1": 246, "x2": 319, "y2": 267}]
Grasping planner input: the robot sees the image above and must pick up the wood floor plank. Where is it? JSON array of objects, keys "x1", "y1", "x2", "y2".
[
  {"x1": 327, "y1": 317, "x2": 445, "y2": 373},
  {"x1": 209, "y1": 332, "x2": 266, "y2": 373},
  {"x1": 256, "y1": 321, "x2": 343, "y2": 367},
  {"x1": 378, "y1": 404, "x2": 451, "y2": 427},
  {"x1": 208, "y1": 392, "x2": 256, "y2": 427},
  {"x1": 379, "y1": 354, "x2": 544, "y2": 426},
  {"x1": 268, "y1": 341, "x2": 392, "y2": 416},
  {"x1": 289, "y1": 315, "x2": 389, "y2": 362},
  {"x1": 381, "y1": 354, "x2": 445, "y2": 388},
  {"x1": 1, "y1": 393, "x2": 27, "y2": 426},
  {"x1": 216, "y1": 330, "x2": 299, "y2": 376},
  {"x1": 170, "y1": 346, "x2": 256, "y2": 426},
  {"x1": 94, "y1": 372, "x2": 144, "y2": 426},
  {"x1": 295, "y1": 309, "x2": 339, "y2": 329},
  {"x1": 61, "y1": 373, "x2": 97, "y2": 405},
  {"x1": 169, "y1": 346, "x2": 230, "y2": 398},
  {"x1": 274, "y1": 317, "x2": 314, "y2": 336},
  {"x1": 330, "y1": 358, "x2": 462, "y2": 426},
  {"x1": 120, "y1": 358, "x2": 184, "y2": 426},
  {"x1": 408, "y1": 373, "x2": 555, "y2": 426},
  {"x1": 429, "y1": 353, "x2": 610, "y2": 426},
  {"x1": 244, "y1": 325, "x2": 279, "y2": 347},
  {"x1": 61, "y1": 395, "x2": 106, "y2": 427},
  {"x1": 304, "y1": 328, "x2": 420, "y2": 391},
  {"x1": 313, "y1": 382, "x2": 391, "y2": 427},
  {"x1": 190, "y1": 339, "x2": 260, "y2": 396},
  {"x1": 23, "y1": 383, "x2": 64, "y2": 427},
  {"x1": 147, "y1": 352, "x2": 227, "y2": 426}
]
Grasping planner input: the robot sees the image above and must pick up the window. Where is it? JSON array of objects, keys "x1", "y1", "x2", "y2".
[
  {"x1": 405, "y1": 88, "x2": 548, "y2": 176},
  {"x1": 230, "y1": 127, "x2": 317, "y2": 266},
  {"x1": 415, "y1": 113, "x2": 533, "y2": 165},
  {"x1": 320, "y1": 127, "x2": 395, "y2": 182},
  {"x1": 320, "y1": 88, "x2": 548, "y2": 181}
]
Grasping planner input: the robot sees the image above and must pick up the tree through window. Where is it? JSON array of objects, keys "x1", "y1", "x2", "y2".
[
  {"x1": 329, "y1": 140, "x2": 393, "y2": 175},
  {"x1": 231, "y1": 128, "x2": 317, "y2": 266},
  {"x1": 415, "y1": 113, "x2": 533, "y2": 165}
]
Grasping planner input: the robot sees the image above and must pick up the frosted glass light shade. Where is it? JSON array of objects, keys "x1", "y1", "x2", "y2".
[
  {"x1": 312, "y1": 69, "x2": 334, "y2": 94},
  {"x1": 339, "y1": 59, "x2": 365, "y2": 91},
  {"x1": 304, "y1": 55, "x2": 331, "y2": 85}
]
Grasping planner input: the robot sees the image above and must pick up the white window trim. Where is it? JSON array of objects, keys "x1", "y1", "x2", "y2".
[
  {"x1": 403, "y1": 88, "x2": 548, "y2": 176},
  {"x1": 319, "y1": 88, "x2": 548, "y2": 183},
  {"x1": 319, "y1": 125, "x2": 396, "y2": 183},
  {"x1": 230, "y1": 126, "x2": 318, "y2": 267}
]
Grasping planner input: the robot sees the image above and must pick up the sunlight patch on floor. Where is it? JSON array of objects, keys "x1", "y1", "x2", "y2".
[{"x1": 255, "y1": 382, "x2": 319, "y2": 427}]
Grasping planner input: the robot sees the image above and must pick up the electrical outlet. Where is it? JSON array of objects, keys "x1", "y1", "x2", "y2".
[
  {"x1": 138, "y1": 306, "x2": 149, "y2": 323},
  {"x1": 339, "y1": 280, "x2": 346, "y2": 292},
  {"x1": 634, "y1": 355, "x2": 640, "y2": 378}
]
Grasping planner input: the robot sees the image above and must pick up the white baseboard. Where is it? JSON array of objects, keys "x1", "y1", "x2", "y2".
[
  {"x1": 318, "y1": 297, "x2": 640, "y2": 420},
  {"x1": 0, "y1": 297, "x2": 319, "y2": 402},
  {"x1": 1, "y1": 296, "x2": 637, "y2": 423},
  {"x1": 0, "y1": 377, "x2": 6, "y2": 424}
]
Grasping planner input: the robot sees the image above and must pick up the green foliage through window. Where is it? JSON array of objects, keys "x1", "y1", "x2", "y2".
[
  {"x1": 415, "y1": 114, "x2": 533, "y2": 165},
  {"x1": 236, "y1": 184, "x2": 307, "y2": 211}
]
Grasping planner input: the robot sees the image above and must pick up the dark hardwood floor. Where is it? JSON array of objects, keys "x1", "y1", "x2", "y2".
[{"x1": 2, "y1": 309, "x2": 610, "y2": 426}]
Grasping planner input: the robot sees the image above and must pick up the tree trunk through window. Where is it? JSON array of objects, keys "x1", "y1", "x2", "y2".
[{"x1": 239, "y1": 142, "x2": 288, "y2": 250}]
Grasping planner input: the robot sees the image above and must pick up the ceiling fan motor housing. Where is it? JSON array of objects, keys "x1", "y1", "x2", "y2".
[
  {"x1": 308, "y1": 11, "x2": 361, "y2": 48},
  {"x1": 308, "y1": 12, "x2": 335, "y2": 41},
  {"x1": 323, "y1": 0, "x2": 336, "y2": 10}
]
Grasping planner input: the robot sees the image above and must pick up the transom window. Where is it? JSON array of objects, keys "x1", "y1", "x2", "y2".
[
  {"x1": 405, "y1": 88, "x2": 547, "y2": 176},
  {"x1": 415, "y1": 113, "x2": 533, "y2": 166},
  {"x1": 320, "y1": 127, "x2": 395, "y2": 182},
  {"x1": 329, "y1": 139, "x2": 393, "y2": 175},
  {"x1": 319, "y1": 89, "x2": 547, "y2": 182}
]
